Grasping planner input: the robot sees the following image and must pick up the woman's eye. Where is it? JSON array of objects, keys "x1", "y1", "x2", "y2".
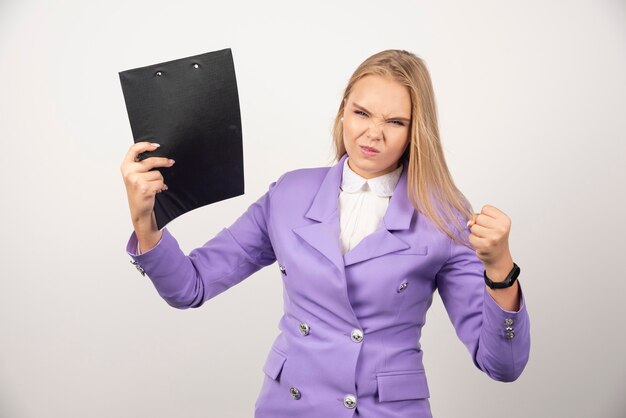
[
  {"x1": 389, "y1": 120, "x2": 405, "y2": 126},
  {"x1": 354, "y1": 110, "x2": 368, "y2": 117}
]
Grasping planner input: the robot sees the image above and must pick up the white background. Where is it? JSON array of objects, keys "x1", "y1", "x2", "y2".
[{"x1": 1, "y1": 0, "x2": 625, "y2": 417}]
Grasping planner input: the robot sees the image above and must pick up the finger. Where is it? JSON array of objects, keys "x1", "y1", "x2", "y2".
[
  {"x1": 466, "y1": 213, "x2": 479, "y2": 228},
  {"x1": 469, "y1": 234, "x2": 492, "y2": 254},
  {"x1": 480, "y1": 204, "x2": 505, "y2": 219},
  {"x1": 474, "y1": 213, "x2": 499, "y2": 229},
  {"x1": 139, "y1": 157, "x2": 175, "y2": 171},
  {"x1": 127, "y1": 170, "x2": 164, "y2": 194},
  {"x1": 152, "y1": 180, "x2": 169, "y2": 193},
  {"x1": 124, "y1": 141, "x2": 161, "y2": 165},
  {"x1": 137, "y1": 179, "x2": 167, "y2": 196},
  {"x1": 135, "y1": 170, "x2": 164, "y2": 182},
  {"x1": 469, "y1": 223, "x2": 490, "y2": 238},
  {"x1": 124, "y1": 168, "x2": 164, "y2": 189}
]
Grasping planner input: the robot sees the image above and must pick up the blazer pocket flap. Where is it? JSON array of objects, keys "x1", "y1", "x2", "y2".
[
  {"x1": 263, "y1": 348, "x2": 287, "y2": 381},
  {"x1": 376, "y1": 370, "x2": 430, "y2": 402}
]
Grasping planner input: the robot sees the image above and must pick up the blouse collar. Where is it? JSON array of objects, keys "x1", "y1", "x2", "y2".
[{"x1": 340, "y1": 157, "x2": 403, "y2": 197}]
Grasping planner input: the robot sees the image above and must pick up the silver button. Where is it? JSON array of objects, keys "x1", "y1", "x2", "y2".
[
  {"x1": 290, "y1": 387, "x2": 301, "y2": 400},
  {"x1": 504, "y1": 318, "x2": 514, "y2": 326},
  {"x1": 343, "y1": 394, "x2": 357, "y2": 409},
  {"x1": 193, "y1": 63, "x2": 200, "y2": 69},
  {"x1": 350, "y1": 329, "x2": 363, "y2": 343},
  {"x1": 130, "y1": 260, "x2": 145, "y2": 276},
  {"x1": 155, "y1": 71, "x2": 162, "y2": 77},
  {"x1": 398, "y1": 281, "x2": 408, "y2": 293},
  {"x1": 299, "y1": 323, "x2": 310, "y2": 336},
  {"x1": 279, "y1": 264, "x2": 287, "y2": 275},
  {"x1": 505, "y1": 326, "x2": 515, "y2": 339}
]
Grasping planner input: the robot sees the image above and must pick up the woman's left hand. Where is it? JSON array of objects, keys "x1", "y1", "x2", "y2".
[{"x1": 467, "y1": 205, "x2": 514, "y2": 272}]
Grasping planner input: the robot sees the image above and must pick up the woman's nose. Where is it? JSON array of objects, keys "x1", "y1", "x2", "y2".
[{"x1": 367, "y1": 119, "x2": 384, "y2": 139}]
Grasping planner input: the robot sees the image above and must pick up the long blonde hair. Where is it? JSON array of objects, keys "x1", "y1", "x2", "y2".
[{"x1": 332, "y1": 49, "x2": 473, "y2": 245}]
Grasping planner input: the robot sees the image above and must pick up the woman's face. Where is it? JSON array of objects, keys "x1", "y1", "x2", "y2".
[{"x1": 342, "y1": 74, "x2": 411, "y2": 179}]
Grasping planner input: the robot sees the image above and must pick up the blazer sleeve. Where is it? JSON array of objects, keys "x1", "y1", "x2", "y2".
[
  {"x1": 435, "y1": 238, "x2": 531, "y2": 382},
  {"x1": 124, "y1": 176, "x2": 283, "y2": 309}
]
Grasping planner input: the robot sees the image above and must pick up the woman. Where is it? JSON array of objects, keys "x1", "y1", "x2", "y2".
[{"x1": 121, "y1": 49, "x2": 530, "y2": 418}]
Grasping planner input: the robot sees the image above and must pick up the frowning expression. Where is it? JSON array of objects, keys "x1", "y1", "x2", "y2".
[{"x1": 342, "y1": 75, "x2": 411, "y2": 179}]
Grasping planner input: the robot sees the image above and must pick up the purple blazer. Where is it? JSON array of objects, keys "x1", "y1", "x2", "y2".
[{"x1": 126, "y1": 153, "x2": 530, "y2": 418}]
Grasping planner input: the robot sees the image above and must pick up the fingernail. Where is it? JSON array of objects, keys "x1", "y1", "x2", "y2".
[
  {"x1": 466, "y1": 220, "x2": 472, "y2": 228},
  {"x1": 164, "y1": 184, "x2": 168, "y2": 190},
  {"x1": 151, "y1": 143, "x2": 160, "y2": 147},
  {"x1": 169, "y1": 159, "x2": 175, "y2": 164}
]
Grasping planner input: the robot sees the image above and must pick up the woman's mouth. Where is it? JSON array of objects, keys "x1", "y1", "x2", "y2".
[{"x1": 360, "y1": 145, "x2": 380, "y2": 157}]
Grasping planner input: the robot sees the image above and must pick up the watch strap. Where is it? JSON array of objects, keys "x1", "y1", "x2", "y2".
[{"x1": 484, "y1": 263, "x2": 520, "y2": 289}]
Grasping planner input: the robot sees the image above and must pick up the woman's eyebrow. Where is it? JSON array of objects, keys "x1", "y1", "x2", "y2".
[{"x1": 352, "y1": 102, "x2": 410, "y2": 122}]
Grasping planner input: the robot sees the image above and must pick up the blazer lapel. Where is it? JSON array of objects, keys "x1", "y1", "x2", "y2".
[
  {"x1": 292, "y1": 154, "x2": 348, "y2": 273},
  {"x1": 343, "y1": 161, "x2": 416, "y2": 267},
  {"x1": 292, "y1": 154, "x2": 417, "y2": 271}
]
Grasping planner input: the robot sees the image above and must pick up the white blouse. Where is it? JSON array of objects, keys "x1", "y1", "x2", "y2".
[
  {"x1": 338, "y1": 157, "x2": 403, "y2": 255},
  {"x1": 137, "y1": 157, "x2": 403, "y2": 255}
]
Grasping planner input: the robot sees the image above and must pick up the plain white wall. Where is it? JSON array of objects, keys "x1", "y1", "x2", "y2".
[{"x1": 1, "y1": 0, "x2": 625, "y2": 417}]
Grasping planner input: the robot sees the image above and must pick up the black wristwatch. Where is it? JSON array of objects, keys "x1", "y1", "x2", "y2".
[{"x1": 484, "y1": 263, "x2": 520, "y2": 289}]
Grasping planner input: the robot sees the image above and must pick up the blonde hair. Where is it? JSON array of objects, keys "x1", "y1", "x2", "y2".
[{"x1": 332, "y1": 49, "x2": 473, "y2": 245}]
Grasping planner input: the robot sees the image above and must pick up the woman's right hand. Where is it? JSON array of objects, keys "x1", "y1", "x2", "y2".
[{"x1": 120, "y1": 142, "x2": 175, "y2": 249}]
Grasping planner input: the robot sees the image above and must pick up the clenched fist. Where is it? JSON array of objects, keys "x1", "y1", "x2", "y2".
[{"x1": 467, "y1": 204, "x2": 513, "y2": 271}]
